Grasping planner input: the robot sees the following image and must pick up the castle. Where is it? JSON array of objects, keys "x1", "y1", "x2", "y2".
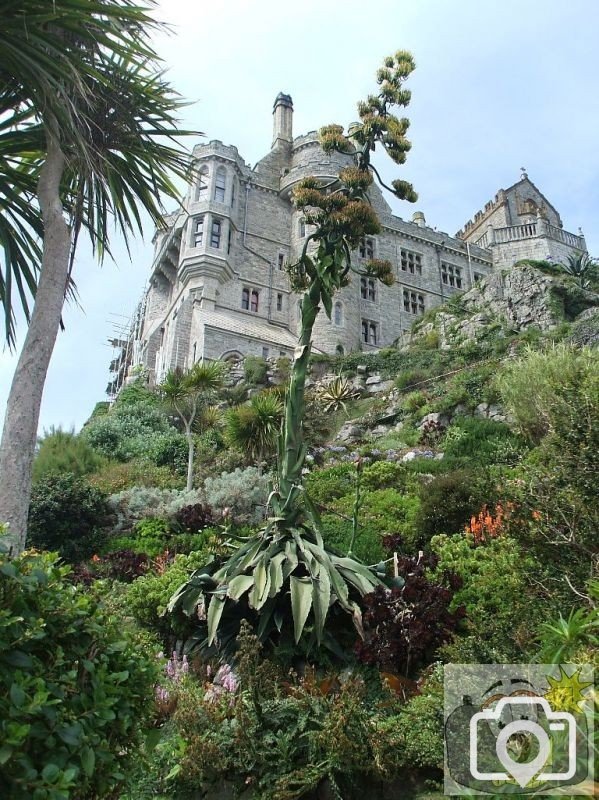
[{"x1": 115, "y1": 94, "x2": 586, "y2": 390}]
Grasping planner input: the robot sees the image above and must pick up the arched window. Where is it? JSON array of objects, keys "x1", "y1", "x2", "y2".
[
  {"x1": 214, "y1": 167, "x2": 226, "y2": 202},
  {"x1": 241, "y1": 287, "x2": 250, "y2": 310},
  {"x1": 334, "y1": 301, "x2": 343, "y2": 326},
  {"x1": 197, "y1": 165, "x2": 209, "y2": 200},
  {"x1": 299, "y1": 218, "x2": 306, "y2": 238}
]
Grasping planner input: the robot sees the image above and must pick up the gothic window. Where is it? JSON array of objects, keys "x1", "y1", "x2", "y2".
[
  {"x1": 278, "y1": 252, "x2": 285, "y2": 270},
  {"x1": 403, "y1": 289, "x2": 425, "y2": 315},
  {"x1": 334, "y1": 301, "x2": 343, "y2": 326},
  {"x1": 193, "y1": 215, "x2": 204, "y2": 247},
  {"x1": 276, "y1": 293, "x2": 283, "y2": 311},
  {"x1": 214, "y1": 167, "x2": 226, "y2": 202},
  {"x1": 361, "y1": 319, "x2": 378, "y2": 344},
  {"x1": 241, "y1": 289, "x2": 259, "y2": 314},
  {"x1": 441, "y1": 262, "x2": 462, "y2": 288},
  {"x1": 211, "y1": 217, "x2": 222, "y2": 248},
  {"x1": 359, "y1": 237, "x2": 374, "y2": 258},
  {"x1": 196, "y1": 165, "x2": 209, "y2": 200},
  {"x1": 400, "y1": 248, "x2": 422, "y2": 274},
  {"x1": 299, "y1": 218, "x2": 306, "y2": 238},
  {"x1": 360, "y1": 277, "x2": 376, "y2": 301}
]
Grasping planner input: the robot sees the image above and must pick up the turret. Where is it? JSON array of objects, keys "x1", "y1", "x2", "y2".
[{"x1": 272, "y1": 92, "x2": 293, "y2": 148}]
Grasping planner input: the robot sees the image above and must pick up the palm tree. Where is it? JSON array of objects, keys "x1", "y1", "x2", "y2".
[
  {"x1": 225, "y1": 390, "x2": 284, "y2": 462},
  {"x1": 158, "y1": 362, "x2": 225, "y2": 491},
  {"x1": 0, "y1": 1, "x2": 197, "y2": 554}
]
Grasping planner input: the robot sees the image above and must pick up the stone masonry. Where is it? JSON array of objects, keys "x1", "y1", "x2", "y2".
[{"x1": 128, "y1": 98, "x2": 586, "y2": 386}]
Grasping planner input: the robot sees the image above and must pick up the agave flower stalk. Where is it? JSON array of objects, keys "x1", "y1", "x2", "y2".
[{"x1": 169, "y1": 51, "x2": 419, "y2": 653}]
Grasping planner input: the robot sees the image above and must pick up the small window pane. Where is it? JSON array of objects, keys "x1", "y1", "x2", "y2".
[
  {"x1": 211, "y1": 218, "x2": 222, "y2": 248},
  {"x1": 214, "y1": 168, "x2": 226, "y2": 202}
]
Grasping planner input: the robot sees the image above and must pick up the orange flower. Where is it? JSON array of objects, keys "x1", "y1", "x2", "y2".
[{"x1": 91, "y1": 554, "x2": 101, "y2": 563}]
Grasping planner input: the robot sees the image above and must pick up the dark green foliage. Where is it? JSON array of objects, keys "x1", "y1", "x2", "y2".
[
  {"x1": 243, "y1": 355, "x2": 268, "y2": 385},
  {"x1": 33, "y1": 427, "x2": 107, "y2": 482},
  {"x1": 414, "y1": 470, "x2": 489, "y2": 544},
  {"x1": 225, "y1": 391, "x2": 283, "y2": 461},
  {"x1": 27, "y1": 473, "x2": 110, "y2": 563},
  {"x1": 0, "y1": 551, "x2": 158, "y2": 799}
]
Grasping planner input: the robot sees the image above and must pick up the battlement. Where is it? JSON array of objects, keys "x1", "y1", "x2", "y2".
[
  {"x1": 191, "y1": 140, "x2": 247, "y2": 169},
  {"x1": 456, "y1": 190, "x2": 507, "y2": 238}
]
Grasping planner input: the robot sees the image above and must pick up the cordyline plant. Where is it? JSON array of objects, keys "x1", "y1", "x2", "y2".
[{"x1": 169, "y1": 51, "x2": 418, "y2": 657}]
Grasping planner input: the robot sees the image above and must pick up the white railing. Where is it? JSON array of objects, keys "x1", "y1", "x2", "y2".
[
  {"x1": 545, "y1": 223, "x2": 585, "y2": 249},
  {"x1": 494, "y1": 222, "x2": 537, "y2": 243}
]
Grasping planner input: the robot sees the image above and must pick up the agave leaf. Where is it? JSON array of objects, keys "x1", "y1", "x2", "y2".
[
  {"x1": 249, "y1": 559, "x2": 269, "y2": 609},
  {"x1": 268, "y1": 552, "x2": 286, "y2": 597},
  {"x1": 207, "y1": 595, "x2": 226, "y2": 645},
  {"x1": 290, "y1": 575, "x2": 313, "y2": 643},
  {"x1": 312, "y1": 568, "x2": 331, "y2": 642},
  {"x1": 227, "y1": 574, "x2": 254, "y2": 601},
  {"x1": 282, "y1": 540, "x2": 299, "y2": 580}
]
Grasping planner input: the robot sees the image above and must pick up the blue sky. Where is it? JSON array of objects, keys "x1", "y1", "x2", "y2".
[{"x1": 1, "y1": 0, "x2": 598, "y2": 433}]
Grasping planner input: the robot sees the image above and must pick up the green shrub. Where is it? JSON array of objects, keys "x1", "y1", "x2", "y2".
[
  {"x1": 334, "y1": 488, "x2": 421, "y2": 552},
  {"x1": 414, "y1": 469, "x2": 489, "y2": 544},
  {"x1": 126, "y1": 550, "x2": 215, "y2": 644},
  {"x1": 497, "y1": 343, "x2": 597, "y2": 443},
  {"x1": 305, "y1": 463, "x2": 355, "y2": 506},
  {"x1": 372, "y1": 664, "x2": 444, "y2": 774},
  {"x1": 243, "y1": 355, "x2": 268, "y2": 385},
  {"x1": 0, "y1": 550, "x2": 158, "y2": 799},
  {"x1": 33, "y1": 427, "x2": 107, "y2": 483},
  {"x1": 87, "y1": 459, "x2": 183, "y2": 493},
  {"x1": 27, "y1": 474, "x2": 110, "y2": 563},
  {"x1": 431, "y1": 533, "x2": 543, "y2": 661},
  {"x1": 360, "y1": 460, "x2": 409, "y2": 491},
  {"x1": 442, "y1": 417, "x2": 525, "y2": 468}
]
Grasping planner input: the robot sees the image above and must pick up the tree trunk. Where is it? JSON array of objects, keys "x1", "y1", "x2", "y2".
[
  {"x1": 185, "y1": 426, "x2": 194, "y2": 492},
  {"x1": 0, "y1": 136, "x2": 71, "y2": 555}
]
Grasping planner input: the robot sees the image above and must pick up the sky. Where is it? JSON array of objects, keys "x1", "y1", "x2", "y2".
[{"x1": 1, "y1": 0, "x2": 598, "y2": 433}]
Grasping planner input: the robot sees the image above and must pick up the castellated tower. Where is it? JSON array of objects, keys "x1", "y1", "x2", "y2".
[{"x1": 127, "y1": 97, "x2": 584, "y2": 387}]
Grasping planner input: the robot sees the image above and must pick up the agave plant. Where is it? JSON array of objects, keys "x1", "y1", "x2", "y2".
[
  {"x1": 560, "y1": 251, "x2": 598, "y2": 289},
  {"x1": 318, "y1": 375, "x2": 360, "y2": 414},
  {"x1": 169, "y1": 51, "x2": 418, "y2": 656}
]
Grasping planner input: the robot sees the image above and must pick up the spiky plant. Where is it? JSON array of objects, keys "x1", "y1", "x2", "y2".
[
  {"x1": 318, "y1": 376, "x2": 360, "y2": 414},
  {"x1": 560, "y1": 251, "x2": 598, "y2": 289},
  {"x1": 169, "y1": 52, "x2": 418, "y2": 656},
  {"x1": 225, "y1": 391, "x2": 284, "y2": 462}
]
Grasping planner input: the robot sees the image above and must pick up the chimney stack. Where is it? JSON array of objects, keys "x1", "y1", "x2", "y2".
[{"x1": 272, "y1": 92, "x2": 293, "y2": 148}]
